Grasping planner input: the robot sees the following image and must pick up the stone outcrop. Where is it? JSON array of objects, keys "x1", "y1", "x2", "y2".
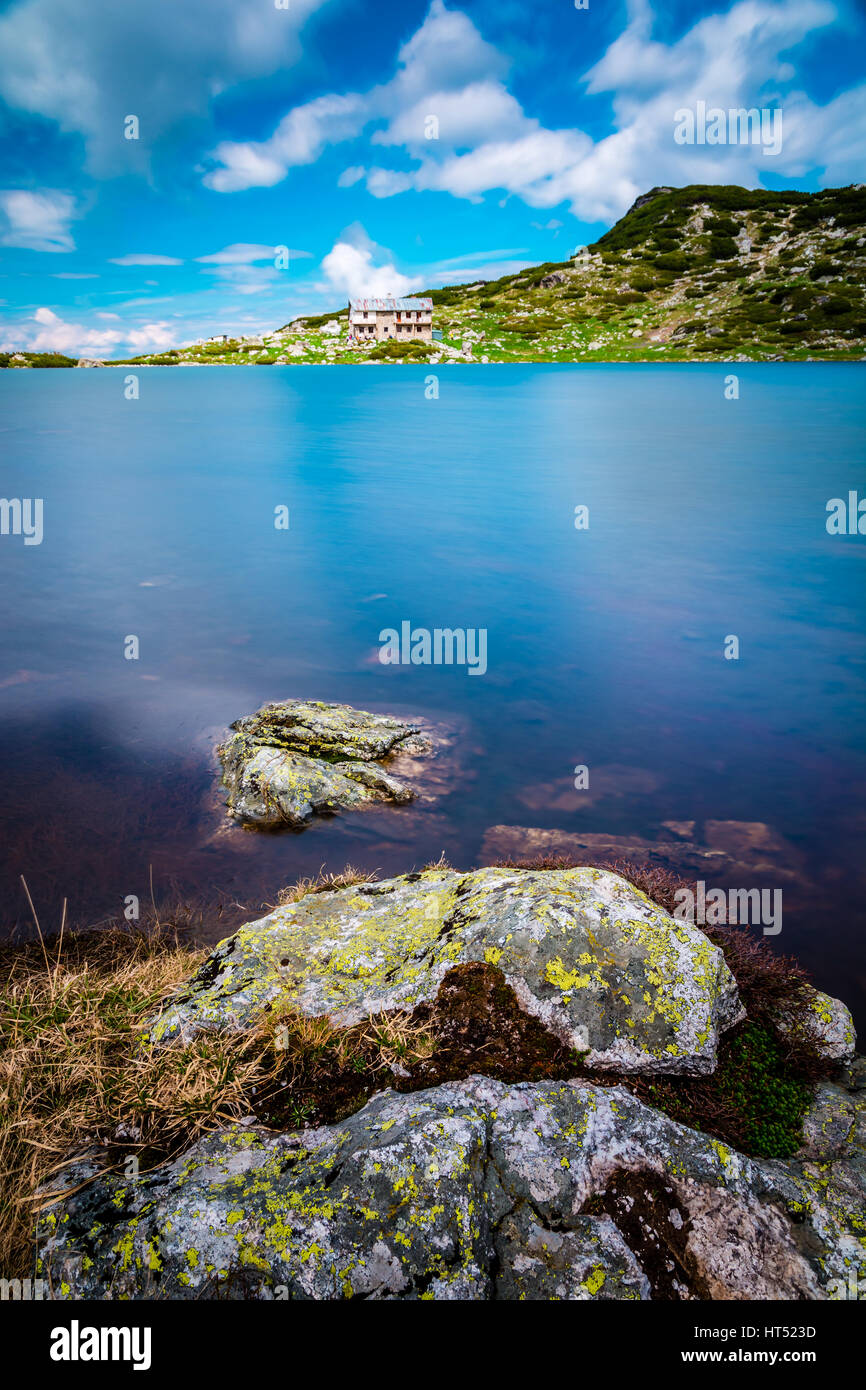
[
  {"x1": 775, "y1": 987, "x2": 857, "y2": 1063},
  {"x1": 217, "y1": 700, "x2": 429, "y2": 828},
  {"x1": 33, "y1": 862, "x2": 862, "y2": 1301},
  {"x1": 39, "y1": 1069, "x2": 864, "y2": 1301},
  {"x1": 145, "y1": 867, "x2": 743, "y2": 1075}
]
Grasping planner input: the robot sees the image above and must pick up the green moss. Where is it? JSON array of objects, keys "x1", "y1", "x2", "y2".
[
  {"x1": 642, "y1": 1022, "x2": 812, "y2": 1160},
  {"x1": 715, "y1": 1023, "x2": 812, "y2": 1158}
]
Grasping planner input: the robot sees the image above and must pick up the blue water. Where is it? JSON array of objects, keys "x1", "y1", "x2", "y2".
[{"x1": 1, "y1": 364, "x2": 864, "y2": 1025}]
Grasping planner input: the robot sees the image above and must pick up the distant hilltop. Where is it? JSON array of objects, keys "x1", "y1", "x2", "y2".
[{"x1": 4, "y1": 184, "x2": 864, "y2": 369}]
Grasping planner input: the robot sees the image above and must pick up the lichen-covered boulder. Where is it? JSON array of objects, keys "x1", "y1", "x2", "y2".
[
  {"x1": 218, "y1": 700, "x2": 427, "y2": 828},
  {"x1": 146, "y1": 867, "x2": 743, "y2": 1076},
  {"x1": 774, "y1": 987, "x2": 857, "y2": 1063},
  {"x1": 38, "y1": 1076, "x2": 863, "y2": 1301}
]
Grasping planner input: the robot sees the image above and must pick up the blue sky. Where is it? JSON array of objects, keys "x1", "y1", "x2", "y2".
[{"x1": 0, "y1": 0, "x2": 864, "y2": 356}]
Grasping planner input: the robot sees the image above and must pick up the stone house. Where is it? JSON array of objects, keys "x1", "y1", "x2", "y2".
[{"x1": 348, "y1": 297, "x2": 433, "y2": 344}]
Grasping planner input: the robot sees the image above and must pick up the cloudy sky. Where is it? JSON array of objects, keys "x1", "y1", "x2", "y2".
[{"x1": 0, "y1": 0, "x2": 864, "y2": 356}]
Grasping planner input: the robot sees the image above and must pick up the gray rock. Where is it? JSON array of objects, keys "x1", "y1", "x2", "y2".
[
  {"x1": 774, "y1": 987, "x2": 857, "y2": 1062},
  {"x1": 38, "y1": 1076, "x2": 862, "y2": 1301},
  {"x1": 145, "y1": 866, "x2": 743, "y2": 1076},
  {"x1": 218, "y1": 700, "x2": 427, "y2": 828}
]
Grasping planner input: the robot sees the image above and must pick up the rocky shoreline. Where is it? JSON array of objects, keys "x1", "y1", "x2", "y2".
[{"x1": 36, "y1": 860, "x2": 862, "y2": 1301}]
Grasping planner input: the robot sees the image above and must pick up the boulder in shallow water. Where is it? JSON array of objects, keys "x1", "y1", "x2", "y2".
[{"x1": 218, "y1": 700, "x2": 427, "y2": 828}]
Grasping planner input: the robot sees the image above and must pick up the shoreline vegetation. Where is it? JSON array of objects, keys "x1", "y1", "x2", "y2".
[
  {"x1": 3, "y1": 184, "x2": 865, "y2": 372},
  {"x1": 1, "y1": 856, "x2": 853, "y2": 1284}
]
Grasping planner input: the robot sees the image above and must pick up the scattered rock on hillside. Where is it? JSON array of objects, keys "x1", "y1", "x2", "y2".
[
  {"x1": 145, "y1": 866, "x2": 743, "y2": 1075},
  {"x1": 38, "y1": 1074, "x2": 864, "y2": 1300}
]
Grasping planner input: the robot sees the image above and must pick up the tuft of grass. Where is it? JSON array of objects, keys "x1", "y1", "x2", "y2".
[
  {"x1": 490, "y1": 853, "x2": 584, "y2": 872},
  {"x1": 422, "y1": 852, "x2": 454, "y2": 871},
  {"x1": 273, "y1": 864, "x2": 379, "y2": 906}
]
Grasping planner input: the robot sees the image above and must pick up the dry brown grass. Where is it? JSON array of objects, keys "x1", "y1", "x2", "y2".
[
  {"x1": 422, "y1": 853, "x2": 454, "y2": 871},
  {"x1": 273, "y1": 863, "x2": 379, "y2": 906},
  {"x1": 0, "y1": 883, "x2": 435, "y2": 1280}
]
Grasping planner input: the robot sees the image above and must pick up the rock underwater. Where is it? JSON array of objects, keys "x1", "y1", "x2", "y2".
[
  {"x1": 39, "y1": 867, "x2": 862, "y2": 1301},
  {"x1": 217, "y1": 700, "x2": 431, "y2": 828}
]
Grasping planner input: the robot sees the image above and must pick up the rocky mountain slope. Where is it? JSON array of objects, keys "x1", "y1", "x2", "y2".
[{"x1": 105, "y1": 183, "x2": 866, "y2": 368}]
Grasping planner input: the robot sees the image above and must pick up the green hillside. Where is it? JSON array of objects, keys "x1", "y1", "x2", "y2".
[{"x1": 8, "y1": 184, "x2": 865, "y2": 368}]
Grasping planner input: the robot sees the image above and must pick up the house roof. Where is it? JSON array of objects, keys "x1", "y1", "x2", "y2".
[{"x1": 349, "y1": 297, "x2": 433, "y2": 311}]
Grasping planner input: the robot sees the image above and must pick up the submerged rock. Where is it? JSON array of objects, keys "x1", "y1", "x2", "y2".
[
  {"x1": 146, "y1": 866, "x2": 743, "y2": 1075},
  {"x1": 218, "y1": 700, "x2": 428, "y2": 828},
  {"x1": 39, "y1": 1074, "x2": 864, "y2": 1301},
  {"x1": 481, "y1": 819, "x2": 807, "y2": 884}
]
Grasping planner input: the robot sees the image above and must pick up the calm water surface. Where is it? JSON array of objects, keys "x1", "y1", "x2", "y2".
[{"x1": 1, "y1": 364, "x2": 864, "y2": 1026}]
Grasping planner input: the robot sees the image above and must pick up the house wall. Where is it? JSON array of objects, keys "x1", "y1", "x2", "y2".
[{"x1": 349, "y1": 307, "x2": 433, "y2": 343}]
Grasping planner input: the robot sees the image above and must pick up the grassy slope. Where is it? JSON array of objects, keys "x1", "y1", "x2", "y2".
[{"x1": 5, "y1": 185, "x2": 865, "y2": 369}]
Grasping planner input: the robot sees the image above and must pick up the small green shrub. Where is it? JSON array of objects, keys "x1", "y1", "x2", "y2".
[
  {"x1": 709, "y1": 235, "x2": 738, "y2": 260},
  {"x1": 809, "y1": 259, "x2": 842, "y2": 281},
  {"x1": 653, "y1": 252, "x2": 689, "y2": 272}
]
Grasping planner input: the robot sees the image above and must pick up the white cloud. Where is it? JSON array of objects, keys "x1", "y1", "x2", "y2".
[
  {"x1": 195, "y1": 244, "x2": 312, "y2": 296},
  {"x1": 204, "y1": 93, "x2": 367, "y2": 192},
  {"x1": 126, "y1": 322, "x2": 176, "y2": 351},
  {"x1": 30, "y1": 307, "x2": 122, "y2": 352},
  {"x1": 196, "y1": 243, "x2": 312, "y2": 265},
  {"x1": 204, "y1": 0, "x2": 865, "y2": 227},
  {"x1": 429, "y1": 257, "x2": 533, "y2": 284},
  {"x1": 0, "y1": 190, "x2": 77, "y2": 251},
  {"x1": 196, "y1": 243, "x2": 279, "y2": 265},
  {"x1": 319, "y1": 229, "x2": 419, "y2": 299},
  {"x1": 0, "y1": 0, "x2": 333, "y2": 174},
  {"x1": 5, "y1": 306, "x2": 178, "y2": 357},
  {"x1": 373, "y1": 81, "x2": 526, "y2": 150},
  {"x1": 109, "y1": 253, "x2": 183, "y2": 266},
  {"x1": 201, "y1": 0, "x2": 512, "y2": 192},
  {"x1": 368, "y1": 0, "x2": 866, "y2": 223}
]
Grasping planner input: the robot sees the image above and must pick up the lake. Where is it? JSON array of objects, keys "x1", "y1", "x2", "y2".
[{"x1": 1, "y1": 363, "x2": 864, "y2": 1028}]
